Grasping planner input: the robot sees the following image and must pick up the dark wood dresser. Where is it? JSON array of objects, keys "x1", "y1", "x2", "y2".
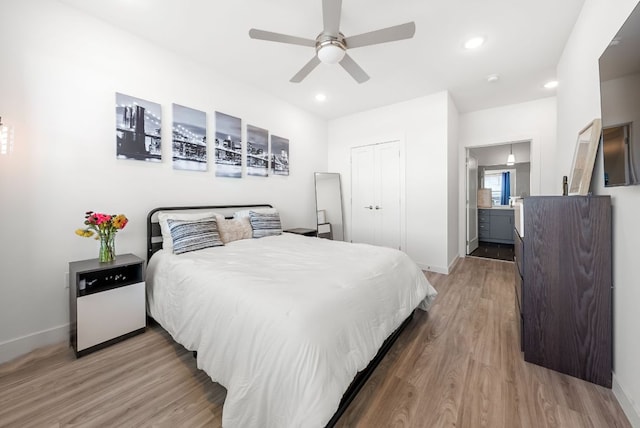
[{"x1": 514, "y1": 196, "x2": 611, "y2": 387}]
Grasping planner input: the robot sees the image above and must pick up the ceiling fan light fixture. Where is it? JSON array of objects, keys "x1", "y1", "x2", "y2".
[
  {"x1": 317, "y1": 42, "x2": 345, "y2": 64},
  {"x1": 249, "y1": 2, "x2": 416, "y2": 83}
]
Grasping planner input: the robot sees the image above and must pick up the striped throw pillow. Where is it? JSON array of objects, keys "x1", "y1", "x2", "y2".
[
  {"x1": 249, "y1": 211, "x2": 282, "y2": 238},
  {"x1": 166, "y1": 217, "x2": 224, "y2": 254}
]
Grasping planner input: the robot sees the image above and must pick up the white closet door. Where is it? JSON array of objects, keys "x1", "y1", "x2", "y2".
[
  {"x1": 351, "y1": 141, "x2": 402, "y2": 249},
  {"x1": 351, "y1": 145, "x2": 376, "y2": 245},
  {"x1": 375, "y1": 141, "x2": 401, "y2": 249}
]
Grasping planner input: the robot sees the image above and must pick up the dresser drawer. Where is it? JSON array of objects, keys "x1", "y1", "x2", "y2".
[
  {"x1": 514, "y1": 228, "x2": 523, "y2": 276},
  {"x1": 514, "y1": 268, "x2": 522, "y2": 315}
]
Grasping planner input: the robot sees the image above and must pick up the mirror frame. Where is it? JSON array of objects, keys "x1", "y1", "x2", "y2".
[{"x1": 314, "y1": 172, "x2": 345, "y2": 241}]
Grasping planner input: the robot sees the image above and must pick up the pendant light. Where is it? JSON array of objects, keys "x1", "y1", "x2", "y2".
[{"x1": 506, "y1": 144, "x2": 515, "y2": 166}]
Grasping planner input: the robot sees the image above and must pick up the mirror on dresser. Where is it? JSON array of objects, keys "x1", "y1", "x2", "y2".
[{"x1": 314, "y1": 172, "x2": 345, "y2": 241}]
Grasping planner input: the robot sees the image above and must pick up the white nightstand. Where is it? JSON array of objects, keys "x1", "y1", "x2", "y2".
[{"x1": 69, "y1": 254, "x2": 146, "y2": 357}]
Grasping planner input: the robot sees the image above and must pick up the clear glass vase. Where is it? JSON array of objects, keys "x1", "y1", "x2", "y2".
[{"x1": 98, "y1": 233, "x2": 116, "y2": 263}]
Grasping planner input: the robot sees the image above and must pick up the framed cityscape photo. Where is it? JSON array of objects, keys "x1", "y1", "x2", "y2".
[
  {"x1": 115, "y1": 93, "x2": 162, "y2": 162},
  {"x1": 172, "y1": 104, "x2": 207, "y2": 171},
  {"x1": 270, "y1": 135, "x2": 289, "y2": 176},
  {"x1": 215, "y1": 112, "x2": 242, "y2": 178},
  {"x1": 247, "y1": 125, "x2": 269, "y2": 177}
]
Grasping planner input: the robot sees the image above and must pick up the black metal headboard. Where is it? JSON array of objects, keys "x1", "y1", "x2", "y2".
[{"x1": 146, "y1": 204, "x2": 273, "y2": 261}]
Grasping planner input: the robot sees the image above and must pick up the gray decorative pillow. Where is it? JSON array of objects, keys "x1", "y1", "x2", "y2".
[
  {"x1": 249, "y1": 211, "x2": 282, "y2": 238},
  {"x1": 167, "y1": 217, "x2": 224, "y2": 254}
]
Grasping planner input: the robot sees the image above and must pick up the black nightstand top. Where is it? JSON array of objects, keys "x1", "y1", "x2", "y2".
[
  {"x1": 69, "y1": 253, "x2": 144, "y2": 273},
  {"x1": 284, "y1": 228, "x2": 317, "y2": 237}
]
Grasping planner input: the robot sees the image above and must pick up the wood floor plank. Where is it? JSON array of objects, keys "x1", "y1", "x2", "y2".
[
  {"x1": 354, "y1": 375, "x2": 417, "y2": 427},
  {"x1": 502, "y1": 378, "x2": 535, "y2": 428},
  {"x1": 457, "y1": 359, "x2": 504, "y2": 428},
  {"x1": 0, "y1": 257, "x2": 631, "y2": 428},
  {"x1": 413, "y1": 350, "x2": 471, "y2": 428}
]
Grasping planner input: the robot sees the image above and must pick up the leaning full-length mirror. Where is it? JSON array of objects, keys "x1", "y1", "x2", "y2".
[{"x1": 314, "y1": 172, "x2": 345, "y2": 241}]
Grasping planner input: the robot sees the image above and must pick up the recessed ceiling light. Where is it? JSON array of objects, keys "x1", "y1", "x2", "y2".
[
  {"x1": 464, "y1": 36, "x2": 485, "y2": 50},
  {"x1": 487, "y1": 74, "x2": 499, "y2": 83},
  {"x1": 544, "y1": 80, "x2": 559, "y2": 89},
  {"x1": 315, "y1": 93, "x2": 327, "y2": 102}
]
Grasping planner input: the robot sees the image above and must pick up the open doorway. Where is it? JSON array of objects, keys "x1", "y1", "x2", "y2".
[{"x1": 466, "y1": 141, "x2": 531, "y2": 261}]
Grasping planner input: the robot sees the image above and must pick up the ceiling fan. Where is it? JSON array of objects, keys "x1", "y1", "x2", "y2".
[{"x1": 248, "y1": 0, "x2": 416, "y2": 84}]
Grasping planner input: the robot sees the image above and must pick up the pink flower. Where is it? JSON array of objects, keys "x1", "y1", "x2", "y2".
[{"x1": 94, "y1": 214, "x2": 112, "y2": 225}]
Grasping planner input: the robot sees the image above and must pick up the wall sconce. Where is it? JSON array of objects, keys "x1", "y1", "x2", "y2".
[
  {"x1": 506, "y1": 144, "x2": 515, "y2": 166},
  {"x1": 0, "y1": 116, "x2": 14, "y2": 155}
]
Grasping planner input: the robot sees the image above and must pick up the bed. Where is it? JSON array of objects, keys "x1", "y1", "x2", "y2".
[{"x1": 145, "y1": 205, "x2": 437, "y2": 427}]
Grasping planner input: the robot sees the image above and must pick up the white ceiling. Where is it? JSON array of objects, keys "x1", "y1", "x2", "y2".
[{"x1": 58, "y1": 0, "x2": 585, "y2": 119}]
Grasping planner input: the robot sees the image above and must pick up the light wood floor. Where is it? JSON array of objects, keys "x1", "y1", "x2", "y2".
[{"x1": 0, "y1": 257, "x2": 631, "y2": 427}]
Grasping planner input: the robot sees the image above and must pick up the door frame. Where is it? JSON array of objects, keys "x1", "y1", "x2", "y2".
[
  {"x1": 350, "y1": 139, "x2": 407, "y2": 252},
  {"x1": 462, "y1": 140, "x2": 532, "y2": 258},
  {"x1": 466, "y1": 151, "x2": 479, "y2": 254}
]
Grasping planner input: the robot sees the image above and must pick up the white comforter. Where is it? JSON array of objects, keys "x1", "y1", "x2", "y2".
[{"x1": 146, "y1": 233, "x2": 437, "y2": 427}]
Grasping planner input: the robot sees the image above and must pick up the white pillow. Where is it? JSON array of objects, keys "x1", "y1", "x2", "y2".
[
  {"x1": 234, "y1": 207, "x2": 277, "y2": 219},
  {"x1": 158, "y1": 211, "x2": 219, "y2": 252}
]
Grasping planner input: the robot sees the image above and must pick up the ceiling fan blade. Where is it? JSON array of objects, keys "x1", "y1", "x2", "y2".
[
  {"x1": 322, "y1": 0, "x2": 342, "y2": 36},
  {"x1": 339, "y1": 53, "x2": 370, "y2": 83},
  {"x1": 290, "y1": 56, "x2": 322, "y2": 83},
  {"x1": 344, "y1": 22, "x2": 416, "y2": 49},
  {"x1": 249, "y1": 29, "x2": 316, "y2": 47}
]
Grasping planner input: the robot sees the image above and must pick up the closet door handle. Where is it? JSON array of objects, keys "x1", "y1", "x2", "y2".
[
  {"x1": 375, "y1": 205, "x2": 382, "y2": 210},
  {"x1": 364, "y1": 205, "x2": 373, "y2": 210}
]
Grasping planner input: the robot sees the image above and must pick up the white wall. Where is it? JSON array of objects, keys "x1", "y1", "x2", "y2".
[
  {"x1": 556, "y1": 0, "x2": 640, "y2": 424},
  {"x1": 327, "y1": 91, "x2": 456, "y2": 274},
  {"x1": 0, "y1": 0, "x2": 327, "y2": 363},
  {"x1": 457, "y1": 97, "x2": 558, "y2": 257},
  {"x1": 447, "y1": 94, "x2": 460, "y2": 269}
]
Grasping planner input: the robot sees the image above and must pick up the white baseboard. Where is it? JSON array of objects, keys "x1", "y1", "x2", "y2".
[
  {"x1": 448, "y1": 256, "x2": 460, "y2": 273},
  {"x1": 0, "y1": 323, "x2": 69, "y2": 365},
  {"x1": 417, "y1": 263, "x2": 449, "y2": 275},
  {"x1": 418, "y1": 256, "x2": 460, "y2": 275},
  {"x1": 613, "y1": 373, "x2": 640, "y2": 427}
]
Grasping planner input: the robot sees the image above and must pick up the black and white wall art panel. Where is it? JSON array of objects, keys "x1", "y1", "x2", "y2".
[
  {"x1": 172, "y1": 104, "x2": 207, "y2": 171},
  {"x1": 215, "y1": 112, "x2": 242, "y2": 178},
  {"x1": 271, "y1": 135, "x2": 290, "y2": 176},
  {"x1": 246, "y1": 125, "x2": 269, "y2": 177},
  {"x1": 115, "y1": 93, "x2": 162, "y2": 162}
]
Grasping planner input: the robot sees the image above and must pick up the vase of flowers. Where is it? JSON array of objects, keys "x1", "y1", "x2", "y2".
[{"x1": 75, "y1": 211, "x2": 128, "y2": 263}]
